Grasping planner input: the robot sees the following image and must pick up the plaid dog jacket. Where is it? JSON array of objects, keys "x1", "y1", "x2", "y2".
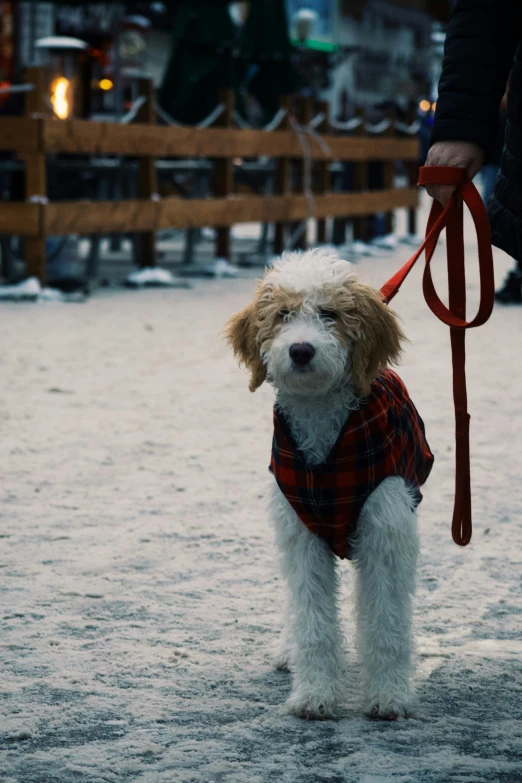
[{"x1": 269, "y1": 369, "x2": 434, "y2": 559}]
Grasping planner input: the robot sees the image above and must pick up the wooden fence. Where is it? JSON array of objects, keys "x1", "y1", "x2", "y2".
[{"x1": 0, "y1": 68, "x2": 420, "y2": 283}]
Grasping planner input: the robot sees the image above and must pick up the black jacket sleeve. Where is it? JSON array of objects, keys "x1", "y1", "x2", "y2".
[{"x1": 431, "y1": 0, "x2": 522, "y2": 153}]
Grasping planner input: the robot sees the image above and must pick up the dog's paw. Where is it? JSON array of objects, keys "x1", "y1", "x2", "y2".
[
  {"x1": 274, "y1": 655, "x2": 291, "y2": 673},
  {"x1": 273, "y1": 647, "x2": 293, "y2": 672},
  {"x1": 286, "y1": 689, "x2": 339, "y2": 720},
  {"x1": 365, "y1": 696, "x2": 415, "y2": 721}
]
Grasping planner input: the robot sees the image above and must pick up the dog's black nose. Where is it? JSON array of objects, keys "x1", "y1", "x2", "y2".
[{"x1": 289, "y1": 342, "x2": 315, "y2": 366}]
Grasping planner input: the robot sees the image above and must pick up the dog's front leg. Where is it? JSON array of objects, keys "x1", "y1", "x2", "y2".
[
  {"x1": 271, "y1": 484, "x2": 344, "y2": 720},
  {"x1": 353, "y1": 477, "x2": 419, "y2": 720},
  {"x1": 273, "y1": 595, "x2": 294, "y2": 672}
]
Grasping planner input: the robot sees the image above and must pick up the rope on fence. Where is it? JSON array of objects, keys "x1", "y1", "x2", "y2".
[
  {"x1": 233, "y1": 111, "x2": 421, "y2": 137},
  {"x1": 262, "y1": 107, "x2": 288, "y2": 132},
  {"x1": 394, "y1": 119, "x2": 421, "y2": 135},
  {"x1": 226, "y1": 107, "x2": 423, "y2": 137},
  {"x1": 0, "y1": 83, "x2": 35, "y2": 95},
  {"x1": 120, "y1": 95, "x2": 148, "y2": 124},
  {"x1": 153, "y1": 100, "x2": 183, "y2": 127},
  {"x1": 1, "y1": 81, "x2": 421, "y2": 141},
  {"x1": 232, "y1": 107, "x2": 289, "y2": 132},
  {"x1": 196, "y1": 103, "x2": 225, "y2": 129},
  {"x1": 329, "y1": 116, "x2": 364, "y2": 132},
  {"x1": 232, "y1": 110, "x2": 251, "y2": 129},
  {"x1": 303, "y1": 123, "x2": 331, "y2": 156},
  {"x1": 313, "y1": 116, "x2": 422, "y2": 136},
  {"x1": 152, "y1": 99, "x2": 225, "y2": 129},
  {"x1": 308, "y1": 112, "x2": 326, "y2": 130},
  {"x1": 364, "y1": 119, "x2": 392, "y2": 134}
]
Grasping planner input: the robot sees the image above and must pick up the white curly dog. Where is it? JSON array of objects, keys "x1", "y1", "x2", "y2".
[{"x1": 225, "y1": 249, "x2": 433, "y2": 721}]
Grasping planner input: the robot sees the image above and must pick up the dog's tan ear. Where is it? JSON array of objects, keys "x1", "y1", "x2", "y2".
[
  {"x1": 350, "y1": 288, "x2": 405, "y2": 398},
  {"x1": 224, "y1": 302, "x2": 267, "y2": 392}
]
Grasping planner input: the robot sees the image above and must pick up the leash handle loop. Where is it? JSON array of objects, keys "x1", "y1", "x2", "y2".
[{"x1": 380, "y1": 165, "x2": 495, "y2": 547}]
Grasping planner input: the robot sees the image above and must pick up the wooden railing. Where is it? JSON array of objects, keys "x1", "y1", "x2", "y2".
[{"x1": 0, "y1": 68, "x2": 420, "y2": 283}]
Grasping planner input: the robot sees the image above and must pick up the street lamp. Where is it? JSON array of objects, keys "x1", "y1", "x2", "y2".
[
  {"x1": 35, "y1": 36, "x2": 88, "y2": 119},
  {"x1": 294, "y1": 9, "x2": 318, "y2": 45}
]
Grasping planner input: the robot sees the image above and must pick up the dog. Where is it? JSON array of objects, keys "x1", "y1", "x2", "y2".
[{"x1": 225, "y1": 249, "x2": 433, "y2": 721}]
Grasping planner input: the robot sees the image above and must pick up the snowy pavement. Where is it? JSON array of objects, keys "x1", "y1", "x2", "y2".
[{"x1": 1, "y1": 202, "x2": 522, "y2": 782}]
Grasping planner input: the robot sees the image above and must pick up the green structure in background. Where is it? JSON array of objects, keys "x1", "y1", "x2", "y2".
[
  {"x1": 236, "y1": 0, "x2": 297, "y2": 124},
  {"x1": 157, "y1": 0, "x2": 296, "y2": 127},
  {"x1": 157, "y1": 0, "x2": 237, "y2": 126}
]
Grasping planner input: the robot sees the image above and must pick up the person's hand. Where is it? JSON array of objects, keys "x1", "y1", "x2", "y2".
[{"x1": 424, "y1": 141, "x2": 485, "y2": 206}]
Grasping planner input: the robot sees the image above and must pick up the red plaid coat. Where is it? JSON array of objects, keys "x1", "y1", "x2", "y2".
[{"x1": 270, "y1": 369, "x2": 434, "y2": 559}]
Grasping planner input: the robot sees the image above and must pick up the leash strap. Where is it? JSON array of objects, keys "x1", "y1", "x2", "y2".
[{"x1": 380, "y1": 166, "x2": 495, "y2": 546}]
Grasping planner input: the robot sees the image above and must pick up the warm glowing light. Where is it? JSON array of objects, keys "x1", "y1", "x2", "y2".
[
  {"x1": 419, "y1": 99, "x2": 430, "y2": 112},
  {"x1": 51, "y1": 76, "x2": 70, "y2": 119},
  {"x1": 99, "y1": 78, "x2": 113, "y2": 91},
  {"x1": 431, "y1": 101, "x2": 437, "y2": 111}
]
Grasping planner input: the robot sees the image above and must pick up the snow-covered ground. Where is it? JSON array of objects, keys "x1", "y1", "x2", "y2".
[{"x1": 1, "y1": 197, "x2": 522, "y2": 782}]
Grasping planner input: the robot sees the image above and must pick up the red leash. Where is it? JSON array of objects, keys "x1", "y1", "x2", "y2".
[{"x1": 380, "y1": 166, "x2": 495, "y2": 546}]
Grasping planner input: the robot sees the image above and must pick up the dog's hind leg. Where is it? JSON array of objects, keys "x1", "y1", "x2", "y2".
[
  {"x1": 352, "y1": 476, "x2": 419, "y2": 720},
  {"x1": 270, "y1": 483, "x2": 345, "y2": 719}
]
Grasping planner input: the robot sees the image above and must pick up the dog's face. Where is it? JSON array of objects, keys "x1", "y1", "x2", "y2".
[{"x1": 225, "y1": 249, "x2": 405, "y2": 398}]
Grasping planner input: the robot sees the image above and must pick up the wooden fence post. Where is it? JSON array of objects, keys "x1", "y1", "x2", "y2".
[
  {"x1": 383, "y1": 107, "x2": 396, "y2": 236},
  {"x1": 315, "y1": 99, "x2": 330, "y2": 245},
  {"x1": 214, "y1": 88, "x2": 234, "y2": 259},
  {"x1": 136, "y1": 78, "x2": 158, "y2": 268},
  {"x1": 292, "y1": 95, "x2": 313, "y2": 251},
  {"x1": 24, "y1": 66, "x2": 48, "y2": 284},
  {"x1": 273, "y1": 94, "x2": 292, "y2": 255},
  {"x1": 351, "y1": 107, "x2": 369, "y2": 243}
]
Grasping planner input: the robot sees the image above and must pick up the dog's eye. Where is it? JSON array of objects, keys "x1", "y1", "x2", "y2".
[
  {"x1": 319, "y1": 308, "x2": 337, "y2": 320},
  {"x1": 278, "y1": 309, "x2": 291, "y2": 319}
]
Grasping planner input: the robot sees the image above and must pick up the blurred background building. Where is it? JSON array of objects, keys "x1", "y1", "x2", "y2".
[
  {"x1": 1, "y1": 1, "x2": 451, "y2": 120},
  {"x1": 0, "y1": 0, "x2": 453, "y2": 289}
]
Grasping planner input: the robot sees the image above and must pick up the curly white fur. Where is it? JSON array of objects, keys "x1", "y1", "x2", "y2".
[
  {"x1": 264, "y1": 247, "x2": 358, "y2": 294},
  {"x1": 227, "y1": 249, "x2": 421, "y2": 720}
]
